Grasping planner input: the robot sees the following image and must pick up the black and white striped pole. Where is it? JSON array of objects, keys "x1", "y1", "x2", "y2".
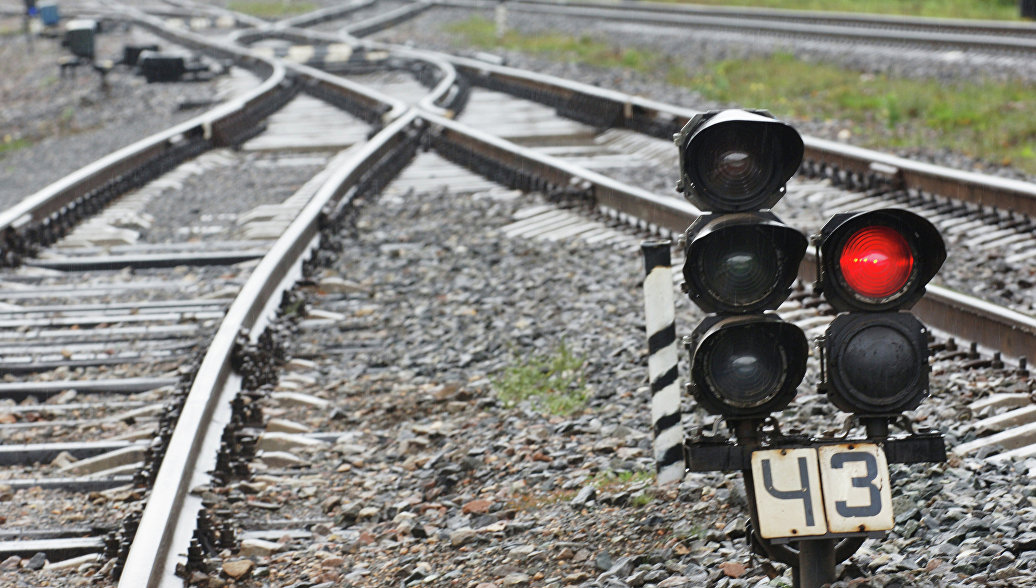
[{"x1": 641, "y1": 240, "x2": 684, "y2": 485}]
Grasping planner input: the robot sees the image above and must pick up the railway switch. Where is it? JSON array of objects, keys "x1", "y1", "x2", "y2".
[{"x1": 676, "y1": 109, "x2": 809, "y2": 419}]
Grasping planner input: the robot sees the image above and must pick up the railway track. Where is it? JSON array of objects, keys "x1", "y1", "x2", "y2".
[
  {"x1": 465, "y1": 0, "x2": 1036, "y2": 53},
  {"x1": 0, "y1": 1, "x2": 1034, "y2": 586}
]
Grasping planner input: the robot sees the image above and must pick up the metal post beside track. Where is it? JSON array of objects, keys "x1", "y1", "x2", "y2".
[{"x1": 641, "y1": 240, "x2": 684, "y2": 486}]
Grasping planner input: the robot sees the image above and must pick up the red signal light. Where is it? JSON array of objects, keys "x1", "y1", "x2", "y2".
[
  {"x1": 838, "y1": 226, "x2": 914, "y2": 299},
  {"x1": 817, "y1": 209, "x2": 945, "y2": 313}
]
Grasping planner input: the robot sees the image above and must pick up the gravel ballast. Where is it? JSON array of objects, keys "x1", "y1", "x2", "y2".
[
  {"x1": 0, "y1": 12, "x2": 248, "y2": 209},
  {"x1": 0, "y1": 3, "x2": 1034, "y2": 587},
  {"x1": 171, "y1": 158, "x2": 1036, "y2": 587}
]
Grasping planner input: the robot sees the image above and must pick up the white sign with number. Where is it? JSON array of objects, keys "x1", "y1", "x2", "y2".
[
  {"x1": 750, "y1": 448, "x2": 827, "y2": 539},
  {"x1": 751, "y1": 443, "x2": 894, "y2": 539},
  {"x1": 817, "y1": 444, "x2": 894, "y2": 533}
]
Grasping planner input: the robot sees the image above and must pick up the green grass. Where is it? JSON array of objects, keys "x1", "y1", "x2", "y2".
[
  {"x1": 447, "y1": 17, "x2": 664, "y2": 74},
  {"x1": 508, "y1": 488, "x2": 576, "y2": 512},
  {"x1": 0, "y1": 136, "x2": 31, "y2": 158},
  {"x1": 592, "y1": 467, "x2": 654, "y2": 505},
  {"x1": 630, "y1": 492, "x2": 654, "y2": 507},
  {"x1": 591, "y1": 469, "x2": 655, "y2": 488},
  {"x1": 672, "y1": 523, "x2": 708, "y2": 541},
  {"x1": 676, "y1": 52, "x2": 1036, "y2": 170},
  {"x1": 226, "y1": 1, "x2": 319, "y2": 18},
  {"x1": 446, "y1": 17, "x2": 1036, "y2": 174},
  {"x1": 589, "y1": 470, "x2": 656, "y2": 507},
  {"x1": 493, "y1": 342, "x2": 589, "y2": 415},
  {"x1": 653, "y1": 0, "x2": 1020, "y2": 20}
]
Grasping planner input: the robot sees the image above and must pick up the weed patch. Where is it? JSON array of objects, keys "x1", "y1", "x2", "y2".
[
  {"x1": 591, "y1": 469, "x2": 655, "y2": 489},
  {"x1": 508, "y1": 488, "x2": 576, "y2": 512},
  {"x1": 226, "y1": 1, "x2": 318, "y2": 18},
  {"x1": 493, "y1": 342, "x2": 589, "y2": 415},
  {"x1": 651, "y1": 0, "x2": 1019, "y2": 20},
  {"x1": 0, "y1": 136, "x2": 31, "y2": 158}
]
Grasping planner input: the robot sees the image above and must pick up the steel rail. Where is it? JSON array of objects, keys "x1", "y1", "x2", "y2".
[
  {"x1": 438, "y1": 0, "x2": 1036, "y2": 52},
  {"x1": 801, "y1": 138, "x2": 1036, "y2": 218},
  {"x1": 494, "y1": 0, "x2": 1036, "y2": 38},
  {"x1": 96, "y1": 6, "x2": 425, "y2": 585},
  {"x1": 228, "y1": 25, "x2": 461, "y2": 117},
  {"x1": 288, "y1": 59, "x2": 410, "y2": 122},
  {"x1": 118, "y1": 107, "x2": 421, "y2": 587},
  {"x1": 275, "y1": 0, "x2": 377, "y2": 30},
  {"x1": 153, "y1": 0, "x2": 414, "y2": 125},
  {"x1": 421, "y1": 110, "x2": 1036, "y2": 365},
  {"x1": 278, "y1": 0, "x2": 1036, "y2": 218},
  {"x1": 250, "y1": 0, "x2": 1036, "y2": 362},
  {"x1": 166, "y1": 0, "x2": 375, "y2": 37},
  {"x1": 0, "y1": 7, "x2": 293, "y2": 263},
  {"x1": 341, "y1": 1, "x2": 433, "y2": 38},
  {"x1": 158, "y1": 0, "x2": 269, "y2": 28},
  {"x1": 425, "y1": 111, "x2": 702, "y2": 231},
  {"x1": 434, "y1": 55, "x2": 1036, "y2": 218},
  {"x1": 27, "y1": 3, "x2": 1027, "y2": 581}
]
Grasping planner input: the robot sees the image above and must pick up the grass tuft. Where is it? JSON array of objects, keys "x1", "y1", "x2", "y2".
[
  {"x1": 590, "y1": 470, "x2": 656, "y2": 507},
  {"x1": 508, "y1": 488, "x2": 576, "y2": 512},
  {"x1": 651, "y1": 0, "x2": 1020, "y2": 20},
  {"x1": 591, "y1": 469, "x2": 655, "y2": 489},
  {"x1": 0, "y1": 136, "x2": 31, "y2": 158},
  {"x1": 493, "y1": 341, "x2": 589, "y2": 415},
  {"x1": 226, "y1": 1, "x2": 319, "y2": 18},
  {"x1": 446, "y1": 17, "x2": 666, "y2": 74}
]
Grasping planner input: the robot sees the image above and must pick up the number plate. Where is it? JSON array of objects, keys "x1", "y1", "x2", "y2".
[{"x1": 751, "y1": 443, "x2": 894, "y2": 540}]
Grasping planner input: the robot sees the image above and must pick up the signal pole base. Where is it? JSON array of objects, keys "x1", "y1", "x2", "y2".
[{"x1": 795, "y1": 538, "x2": 836, "y2": 588}]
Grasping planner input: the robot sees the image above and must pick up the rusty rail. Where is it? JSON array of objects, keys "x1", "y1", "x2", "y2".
[
  {"x1": 442, "y1": 56, "x2": 1036, "y2": 219},
  {"x1": 423, "y1": 110, "x2": 1036, "y2": 365},
  {"x1": 440, "y1": 0, "x2": 1036, "y2": 50}
]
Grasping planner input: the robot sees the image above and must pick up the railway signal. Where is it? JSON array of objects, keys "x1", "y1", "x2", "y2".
[
  {"x1": 677, "y1": 109, "x2": 809, "y2": 419},
  {"x1": 668, "y1": 111, "x2": 949, "y2": 588},
  {"x1": 815, "y1": 209, "x2": 946, "y2": 415}
]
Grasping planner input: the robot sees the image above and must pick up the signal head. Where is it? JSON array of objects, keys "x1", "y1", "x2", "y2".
[
  {"x1": 687, "y1": 314, "x2": 808, "y2": 419},
  {"x1": 676, "y1": 109, "x2": 804, "y2": 212},
  {"x1": 683, "y1": 212, "x2": 807, "y2": 314},
  {"x1": 817, "y1": 209, "x2": 946, "y2": 312},
  {"x1": 823, "y1": 312, "x2": 930, "y2": 415}
]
